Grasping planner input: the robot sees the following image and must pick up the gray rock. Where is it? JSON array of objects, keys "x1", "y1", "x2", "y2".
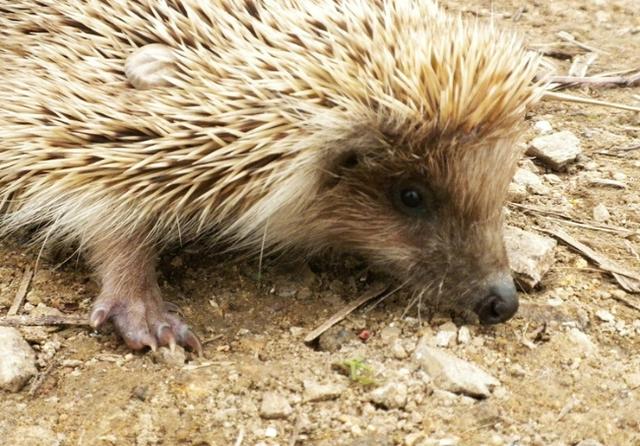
[
  {"x1": 259, "y1": 392, "x2": 292, "y2": 419},
  {"x1": 317, "y1": 326, "x2": 356, "y2": 352},
  {"x1": 0, "y1": 327, "x2": 37, "y2": 392},
  {"x1": 369, "y1": 382, "x2": 408, "y2": 409},
  {"x1": 303, "y1": 379, "x2": 346, "y2": 402},
  {"x1": 527, "y1": 131, "x2": 582, "y2": 170},
  {"x1": 413, "y1": 339, "x2": 499, "y2": 398},
  {"x1": 504, "y1": 226, "x2": 557, "y2": 291}
]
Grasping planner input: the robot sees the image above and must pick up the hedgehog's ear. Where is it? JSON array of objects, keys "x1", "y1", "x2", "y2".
[
  {"x1": 338, "y1": 151, "x2": 359, "y2": 170},
  {"x1": 321, "y1": 150, "x2": 360, "y2": 190}
]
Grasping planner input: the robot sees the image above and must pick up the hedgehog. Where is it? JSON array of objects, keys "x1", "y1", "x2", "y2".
[{"x1": 0, "y1": 0, "x2": 540, "y2": 353}]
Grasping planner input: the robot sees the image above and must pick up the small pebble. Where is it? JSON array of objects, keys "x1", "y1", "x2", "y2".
[
  {"x1": 435, "y1": 322, "x2": 458, "y2": 347},
  {"x1": 534, "y1": 120, "x2": 553, "y2": 134},
  {"x1": 259, "y1": 392, "x2": 293, "y2": 419},
  {"x1": 611, "y1": 172, "x2": 627, "y2": 181},
  {"x1": 369, "y1": 382, "x2": 408, "y2": 409},
  {"x1": 457, "y1": 326, "x2": 471, "y2": 344},
  {"x1": 151, "y1": 345, "x2": 186, "y2": 367},
  {"x1": 303, "y1": 379, "x2": 346, "y2": 402},
  {"x1": 0, "y1": 327, "x2": 37, "y2": 392},
  {"x1": 623, "y1": 373, "x2": 640, "y2": 389},
  {"x1": 264, "y1": 426, "x2": 278, "y2": 438},
  {"x1": 595, "y1": 310, "x2": 615, "y2": 323},
  {"x1": 592, "y1": 204, "x2": 610, "y2": 222},
  {"x1": 391, "y1": 339, "x2": 408, "y2": 359}
]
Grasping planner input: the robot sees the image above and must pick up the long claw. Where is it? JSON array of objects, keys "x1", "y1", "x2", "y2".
[
  {"x1": 164, "y1": 301, "x2": 182, "y2": 314},
  {"x1": 156, "y1": 324, "x2": 176, "y2": 350},
  {"x1": 183, "y1": 331, "x2": 203, "y2": 357},
  {"x1": 90, "y1": 307, "x2": 109, "y2": 328}
]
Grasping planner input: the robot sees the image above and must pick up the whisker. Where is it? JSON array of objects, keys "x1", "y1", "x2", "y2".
[{"x1": 363, "y1": 279, "x2": 410, "y2": 314}]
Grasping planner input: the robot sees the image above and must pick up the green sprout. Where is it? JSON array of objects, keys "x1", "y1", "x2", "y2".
[{"x1": 336, "y1": 358, "x2": 377, "y2": 386}]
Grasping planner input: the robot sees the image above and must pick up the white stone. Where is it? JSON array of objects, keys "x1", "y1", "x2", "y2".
[
  {"x1": 413, "y1": 339, "x2": 500, "y2": 398},
  {"x1": 303, "y1": 379, "x2": 346, "y2": 402},
  {"x1": 457, "y1": 326, "x2": 471, "y2": 344},
  {"x1": 588, "y1": 178, "x2": 626, "y2": 189},
  {"x1": 596, "y1": 309, "x2": 615, "y2": 322},
  {"x1": 534, "y1": 120, "x2": 553, "y2": 134},
  {"x1": 391, "y1": 339, "x2": 409, "y2": 359},
  {"x1": 259, "y1": 392, "x2": 293, "y2": 419},
  {"x1": 612, "y1": 172, "x2": 627, "y2": 181},
  {"x1": 435, "y1": 322, "x2": 458, "y2": 348},
  {"x1": 504, "y1": 226, "x2": 557, "y2": 291},
  {"x1": 507, "y1": 182, "x2": 527, "y2": 203},
  {"x1": 512, "y1": 168, "x2": 550, "y2": 195},
  {"x1": 623, "y1": 373, "x2": 640, "y2": 389},
  {"x1": 543, "y1": 173, "x2": 562, "y2": 185},
  {"x1": 0, "y1": 327, "x2": 37, "y2": 392},
  {"x1": 576, "y1": 440, "x2": 604, "y2": 446},
  {"x1": 369, "y1": 382, "x2": 408, "y2": 409},
  {"x1": 528, "y1": 131, "x2": 582, "y2": 170},
  {"x1": 264, "y1": 426, "x2": 278, "y2": 438},
  {"x1": 592, "y1": 204, "x2": 610, "y2": 222}
]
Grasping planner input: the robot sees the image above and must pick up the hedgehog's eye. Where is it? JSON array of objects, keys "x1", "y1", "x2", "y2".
[
  {"x1": 392, "y1": 181, "x2": 433, "y2": 217},
  {"x1": 400, "y1": 189, "x2": 422, "y2": 208}
]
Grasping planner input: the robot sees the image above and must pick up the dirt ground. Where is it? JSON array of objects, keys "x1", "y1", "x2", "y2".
[{"x1": 1, "y1": 1, "x2": 639, "y2": 445}]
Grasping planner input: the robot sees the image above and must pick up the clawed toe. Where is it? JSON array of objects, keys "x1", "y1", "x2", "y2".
[{"x1": 90, "y1": 296, "x2": 201, "y2": 355}]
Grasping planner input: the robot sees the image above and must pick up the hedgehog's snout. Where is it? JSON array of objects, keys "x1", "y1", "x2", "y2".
[{"x1": 473, "y1": 275, "x2": 519, "y2": 324}]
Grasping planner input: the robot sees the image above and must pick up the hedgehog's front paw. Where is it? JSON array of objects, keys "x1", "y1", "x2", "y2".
[{"x1": 90, "y1": 293, "x2": 202, "y2": 355}]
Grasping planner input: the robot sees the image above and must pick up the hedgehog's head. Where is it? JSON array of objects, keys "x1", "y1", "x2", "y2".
[
  {"x1": 309, "y1": 127, "x2": 524, "y2": 324},
  {"x1": 289, "y1": 17, "x2": 541, "y2": 324}
]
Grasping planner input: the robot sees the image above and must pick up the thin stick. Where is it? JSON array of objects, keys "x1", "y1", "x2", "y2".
[
  {"x1": 546, "y1": 73, "x2": 640, "y2": 88},
  {"x1": 557, "y1": 31, "x2": 605, "y2": 54},
  {"x1": 234, "y1": 428, "x2": 245, "y2": 446},
  {"x1": 543, "y1": 228, "x2": 640, "y2": 293},
  {"x1": 542, "y1": 91, "x2": 640, "y2": 113},
  {"x1": 0, "y1": 314, "x2": 90, "y2": 327},
  {"x1": 29, "y1": 356, "x2": 57, "y2": 396},
  {"x1": 8, "y1": 266, "x2": 33, "y2": 316},
  {"x1": 610, "y1": 293, "x2": 640, "y2": 313},
  {"x1": 288, "y1": 415, "x2": 302, "y2": 446},
  {"x1": 509, "y1": 203, "x2": 636, "y2": 237},
  {"x1": 303, "y1": 283, "x2": 388, "y2": 344}
]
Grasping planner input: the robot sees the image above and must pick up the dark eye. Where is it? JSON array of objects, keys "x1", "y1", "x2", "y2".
[
  {"x1": 392, "y1": 181, "x2": 433, "y2": 217},
  {"x1": 400, "y1": 188, "x2": 422, "y2": 208}
]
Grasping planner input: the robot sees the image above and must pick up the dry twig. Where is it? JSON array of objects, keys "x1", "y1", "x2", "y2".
[
  {"x1": 0, "y1": 314, "x2": 89, "y2": 327},
  {"x1": 543, "y1": 228, "x2": 640, "y2": 294},
  {"x1": 8, "y1": 266, "x2": 33, "y2": 316},
  {"x1": 304, "y1": 283, "x2": 388, "y2": 344}
]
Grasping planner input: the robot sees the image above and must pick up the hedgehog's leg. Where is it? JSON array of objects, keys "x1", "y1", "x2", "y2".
[{"x1": 88, "y1": 237, "x2": 202, "y2": 354}]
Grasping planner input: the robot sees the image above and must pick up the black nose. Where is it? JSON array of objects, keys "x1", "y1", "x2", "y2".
[{"x1": 475, "y1": 278, "x2": 519, "y2": 325}]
